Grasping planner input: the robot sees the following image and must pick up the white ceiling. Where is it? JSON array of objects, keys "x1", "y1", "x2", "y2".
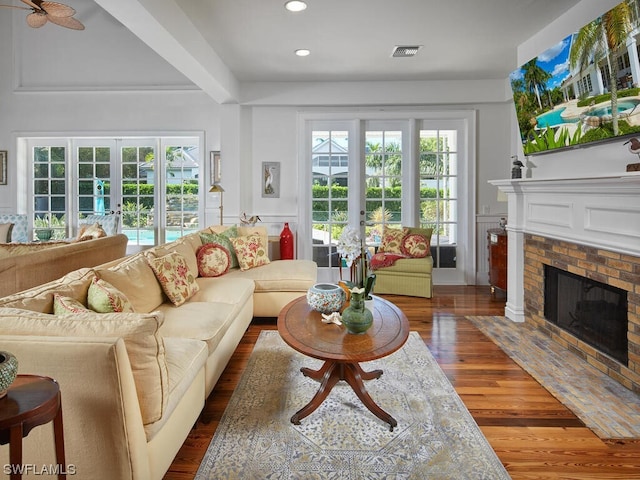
[
  {"x1": 93, "y1": 0, "x2": 583, "y2": 101},
  {"x1": 175, "y1": 0, "x2": 581, "y2": 82}
]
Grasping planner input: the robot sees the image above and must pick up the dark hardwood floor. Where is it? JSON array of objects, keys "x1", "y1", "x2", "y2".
[{"x1": 164, "y1": 285, "x2": 640, "y2": 479}]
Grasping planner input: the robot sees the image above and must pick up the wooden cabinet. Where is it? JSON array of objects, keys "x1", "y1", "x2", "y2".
[{"x1": 487, "y1": 228, "x2": 507, "y2": 295}]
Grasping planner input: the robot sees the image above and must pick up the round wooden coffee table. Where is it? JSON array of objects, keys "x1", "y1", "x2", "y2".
[{"x1": 277, "y1": 295, "x2": 409, "y2": 431}]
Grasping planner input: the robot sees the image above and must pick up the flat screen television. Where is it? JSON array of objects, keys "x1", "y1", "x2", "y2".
[{"x1": 510, "y1": 1, "x2": 640, "y2": 155}]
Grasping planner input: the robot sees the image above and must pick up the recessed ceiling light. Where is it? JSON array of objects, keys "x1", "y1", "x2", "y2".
[
  {"x1": 295, "y1": 49, "x2": 310, "y2": 57},
  {"x1": 285, "y1": 1, "x2": 307, "y2": 12}
]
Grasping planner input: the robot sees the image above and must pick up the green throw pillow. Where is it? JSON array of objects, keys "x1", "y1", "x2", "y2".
[
  {"x1": 88, "y1": 277, "x2": 135, "y2": 313},
  {"x1": 200, "y1": 225, "x2": 239, "y2": 269}
]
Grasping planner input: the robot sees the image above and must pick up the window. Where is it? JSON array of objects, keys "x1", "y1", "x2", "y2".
[
  {"x1": 33, "y1": 146, "x2": 67, "y2": 239},
  {"x1": 25, "y1": 136, "x2": 202, "y2": 246}
]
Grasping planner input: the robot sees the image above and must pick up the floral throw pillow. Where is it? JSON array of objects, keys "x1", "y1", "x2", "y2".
[
  {"x1": 401, "y1": 233, "x2": 430, "y2": 258},
  {"x1": 196, "y1": 243, "x2": 230, "y2": 277},
  {"x1": 148, "y1": 252, "x2": 200, "y2": 306},
  {"x1": 380, "y1": 227, "x2": 409, "y2": 254},
  {"x1": 200, "y1": 226, "x2": 239, "y2": 269},
  {"x1": 88, "y1": 277, "x2": 135, "y2": 313},
  {"x1": 53, "y1": 293, "x2": 93, "y2": 314},
  {"x1": 230, "y1": 234, "x2": 270, "y2": 271}
]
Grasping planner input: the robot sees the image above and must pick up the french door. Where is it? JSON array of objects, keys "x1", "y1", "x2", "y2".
[
  {"x1": 27, "y1": 135, "x2": 201, "y2": 247},
  {"x1": 301, "y1": 112, "x2": 474, "y2": 285}
]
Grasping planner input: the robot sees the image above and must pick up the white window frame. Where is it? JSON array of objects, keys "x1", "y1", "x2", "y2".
[{"x1": 298, "y1": 109, "x2": 476, "y2": 285}]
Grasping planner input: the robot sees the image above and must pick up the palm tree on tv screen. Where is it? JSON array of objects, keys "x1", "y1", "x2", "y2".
[
  {"x1": 522, "y1": 58, "x2": 550, "y2": 111},
  {"x1": 570, "y1": 2, "x2": 632, "y2": 136}
]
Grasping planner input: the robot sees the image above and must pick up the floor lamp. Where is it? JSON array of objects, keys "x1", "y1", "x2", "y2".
[{"x1": 209, "y1": 184, "x2": 225, "y2": 225}]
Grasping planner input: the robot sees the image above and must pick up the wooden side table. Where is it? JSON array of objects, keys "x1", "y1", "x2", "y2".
[
  {"x1": 0, "y1": 375, "x2": 66, "y2": 480},
  {"x1": 487, "y1": 228, "x2": 507, "y2": 296}
]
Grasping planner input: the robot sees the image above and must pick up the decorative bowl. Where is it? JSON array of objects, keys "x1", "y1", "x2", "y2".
[
  {"x1": 306, "y1": 283, "x2": 346, "y2": 314},
  {"x1": 0, "y1": 351, "x2": 18, "y2": 398}
]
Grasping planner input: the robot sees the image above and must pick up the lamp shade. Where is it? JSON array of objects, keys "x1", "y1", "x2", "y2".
[{"x1": 209, "y1": 184, "x2": 225, "y2": 193}]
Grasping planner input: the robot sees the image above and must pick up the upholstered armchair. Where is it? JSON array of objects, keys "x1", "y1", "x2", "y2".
[
  {"x1": 0, "y1": 214, "x2": 29, "y2": 243},
  {"x1": 370, "y1": 226, "x2": 433, "y2": 298}
]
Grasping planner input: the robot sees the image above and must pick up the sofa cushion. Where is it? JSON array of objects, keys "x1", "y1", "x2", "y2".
[
  {"x1": 87, "y1": 277, "x2": 135, "y2": 313},
  {"x1": 53, "y1": 294, "x2": 92, "y2": 314},
  {"x1": 157, "y1": 302, "x2": 238, "y2": 354},
  {"x1": 0, "y1": 223, "x2": 13, "y2": 243},
  {"x1": 374, "y1": 256, "x2": 433, "y2": 274},
  {"x1": 401, "y1": 233, "x2": 430, "y2": 258},
  {"x1": 196, "y1": 243, "x2": 230, "y2": 277},
  {"x1": 0, "y1": 268, "x2": 95, "y2": 313},
  {"x1": 96, "y1": 254, "x2": 164, "y2": 313},
  {"x1": 191, "y1": 276, "x2": 255, "y2": 306},
  {"x1": 380, "y1": 226, "x2": 409, "y2": 254},
  {"x1": 147, "y1": 252, "x2": 200, "y2": 307},
  {"x1": 224, "y1": 259, "x2": 317, "y2": 293},
  {"x1": 0, "y1": 308, "x2": 168, "y2": 425},
  {"x1": 230, "y1": 234, "x2": 270, "y2": 271},
  {"x1": 143, "y1": 336, "x2": 208, "y2": 441}
]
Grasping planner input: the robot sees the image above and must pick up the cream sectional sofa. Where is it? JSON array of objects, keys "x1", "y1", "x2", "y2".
[{"x1": 0, "y1": 225, "x2": 317, "y2": 480}]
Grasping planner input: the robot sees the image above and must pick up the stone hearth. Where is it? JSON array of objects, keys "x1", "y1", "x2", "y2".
[{"x1": 523, "y1": 234, "x2": 640, "y2": 392}]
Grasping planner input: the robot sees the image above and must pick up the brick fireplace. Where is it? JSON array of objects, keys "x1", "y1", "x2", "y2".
[
  {"x1": 523, "y1": 234, "x2": 640, "y2": 392},
  {"x1": 490, "y1": 175, "x2": 640, "y2": 393}
]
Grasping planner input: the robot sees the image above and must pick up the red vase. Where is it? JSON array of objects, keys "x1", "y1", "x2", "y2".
[{"x1": 280, "y1": 222, "x2": 294, "y2": 260}]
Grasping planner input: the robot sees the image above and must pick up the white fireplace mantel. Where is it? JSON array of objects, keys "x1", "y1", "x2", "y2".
[{"x1": 489, "y1": 174, "x2": 640, "y2": 322}]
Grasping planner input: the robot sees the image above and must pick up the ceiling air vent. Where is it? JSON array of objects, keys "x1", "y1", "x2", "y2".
[{"x1": 391, "y1": 45, "x2": 422, "y2": 58}]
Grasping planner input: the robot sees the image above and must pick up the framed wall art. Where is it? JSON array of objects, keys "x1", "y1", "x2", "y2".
[
  {"x1": 262, "y1": 162, "x2": 280, "y2": 198},
  {"x1": 0, "y1": 151, "x2": 6, "y2": 185},
  {"x1": 210, "y1": 151, "x2": 221, "y2": 185}
]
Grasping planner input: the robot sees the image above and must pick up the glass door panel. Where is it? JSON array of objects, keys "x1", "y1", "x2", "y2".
[
  {"x1": 311, "y1": 130, "x2": 349, "y2": 269},
  {"x1": 121, "y1": 144, "x2": 156, "y2": 246},
  {"x1": 33, "y1": 146, "x2": 67, "y2": 240},
  {"x1": 419, "y1": 128, "x2": 458, "y2": 269},
  {"x1": 77, "y1": 145, "x2": 112, "y2": 219},
  {"x1": 364, "y1": 129, "x2": 402, "y2": 244},
  {"x1": 163, "y1": 143, "x2": 200, "y2": 242}
]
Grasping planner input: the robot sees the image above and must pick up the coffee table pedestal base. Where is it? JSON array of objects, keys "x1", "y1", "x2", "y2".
[{"x1": 291, "y1": 361, "x2": 397, "y2": 431}]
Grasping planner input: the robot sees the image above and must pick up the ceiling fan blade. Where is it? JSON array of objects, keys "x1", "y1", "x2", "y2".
[
  {"x1": 26, "y1": 10, "x2": 47, "y2": 27},
  {"x1": 41, "y1": 1, "x2": 75, "y2": 17},
  {"x1": 20, "y1": 0, "x2": 42, "y2": 10},
  {"x1": 46, "y1": 12, "x2": 83, "y2": 30}
]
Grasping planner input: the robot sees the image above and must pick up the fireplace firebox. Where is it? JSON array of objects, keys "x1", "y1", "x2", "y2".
[{"x1": 544, "y1": 265, "x2": 628, "y2": 366}]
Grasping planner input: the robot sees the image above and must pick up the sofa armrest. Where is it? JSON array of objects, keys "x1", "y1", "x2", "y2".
[{"x1": 0, "y1": 335, "x2": 150, "y2": 480}]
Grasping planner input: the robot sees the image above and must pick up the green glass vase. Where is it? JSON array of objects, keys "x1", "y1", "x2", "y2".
[{"x1": 341, "y1": 290, "x2": 373, "y2": 334}]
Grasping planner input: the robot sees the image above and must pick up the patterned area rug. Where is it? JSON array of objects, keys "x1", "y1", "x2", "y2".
[
  {"x1": 196, "y1": 331, "x2": 511, "y2": 479},
  {"x1": 467, "y1": 316, "x2": 640, "y2": 439}
]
